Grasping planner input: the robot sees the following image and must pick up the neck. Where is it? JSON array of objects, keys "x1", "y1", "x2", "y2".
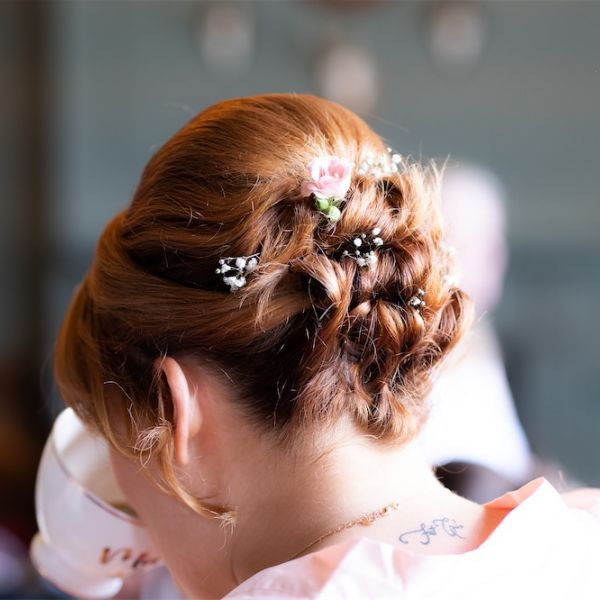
[{"x1": 228, "y1": 430, "x2": 466, "y2": 584}]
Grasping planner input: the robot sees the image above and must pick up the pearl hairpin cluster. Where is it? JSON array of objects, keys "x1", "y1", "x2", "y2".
[
  {"x1": 440, "y1": 241, "x2": 460, "y2": 288},
  {"x1": 357, "y1": 147, "x2": 403, "y2": 178},
  {"x1": 215, "y1": 253, "x2": 259, "y2": 292},
  {"x1": 341, "y1": 227, "x2": 384, "y2": 268},
  {"x1": 407, "y1": 288, "x2": 426, "y2": 312},
  {"x1": 443, "y1": 274, "x2": 459, "y2": 287}
]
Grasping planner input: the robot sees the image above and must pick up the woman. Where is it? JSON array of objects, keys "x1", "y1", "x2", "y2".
[{"x1": 54, "y1": 93, "x2": 600, "y2": 599}]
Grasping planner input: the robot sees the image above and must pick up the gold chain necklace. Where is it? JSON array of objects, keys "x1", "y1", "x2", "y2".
[{"x1": 287, "y1": 500, "x2": 400, "y2": 562}]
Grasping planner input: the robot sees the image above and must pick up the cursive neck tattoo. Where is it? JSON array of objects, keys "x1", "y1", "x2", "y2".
[{"x1": 398, "y1": 517, "x2": 465, "y2": 546}]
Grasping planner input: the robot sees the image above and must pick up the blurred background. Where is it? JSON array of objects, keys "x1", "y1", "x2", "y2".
[{"x1": 1, "y1": 0, "x2": 599, "y2": 597}]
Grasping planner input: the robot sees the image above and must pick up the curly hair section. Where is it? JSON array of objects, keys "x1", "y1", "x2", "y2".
[{"x1": 53, "y1": 93, "x2": 474, "y2": 518}]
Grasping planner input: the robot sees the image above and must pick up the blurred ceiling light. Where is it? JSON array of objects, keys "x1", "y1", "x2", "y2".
[
  {"x1": 197, "y1": 3, "x2": 255, "y2": 73},
  {"x1": 426, "y1": 1, "x2": 487, "y2": 71},
  {"x1": 315, "y1": 42, "x2": 379, "y2": 113}
]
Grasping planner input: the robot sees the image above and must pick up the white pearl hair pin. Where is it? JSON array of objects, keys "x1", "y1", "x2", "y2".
[
  {"x1": 342, "y1": 227, "x2": 384, "y2": 268},
  {"x1": 215, "y1": 253, "x2": 260, "y2": 292}
]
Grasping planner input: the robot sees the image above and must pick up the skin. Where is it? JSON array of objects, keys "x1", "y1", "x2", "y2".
[{"x1": 108, "y1": 355, "x2": 508, "y2": 599}]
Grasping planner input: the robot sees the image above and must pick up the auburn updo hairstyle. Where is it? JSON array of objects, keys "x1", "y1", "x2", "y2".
[{"x1": 54, "y1": 93, "x2": 473, "y2": 519}]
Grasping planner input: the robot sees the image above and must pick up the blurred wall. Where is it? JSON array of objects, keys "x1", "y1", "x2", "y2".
[
  {"x1": 2, "y1": 1, "x2": 599, "y2": 486},
  {"x1": 0, "y1": 1, "x2": 46, "y2": 543}
]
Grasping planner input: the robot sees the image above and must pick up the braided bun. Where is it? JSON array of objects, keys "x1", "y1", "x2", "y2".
[{"x1": 54, "y1": 93, "x2": 473, "y2": 516}]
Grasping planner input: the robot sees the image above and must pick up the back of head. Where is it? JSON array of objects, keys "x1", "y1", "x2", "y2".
[{"x1": 54, "y1": 93, "x2": 473, "y2": 515}]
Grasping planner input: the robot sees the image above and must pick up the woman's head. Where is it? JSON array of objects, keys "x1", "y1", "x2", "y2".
[{"x1": 54, "y1": 93, "x2": 472, "y2": 523}]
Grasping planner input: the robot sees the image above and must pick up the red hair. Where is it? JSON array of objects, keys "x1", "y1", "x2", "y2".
[{"x1": 54, "y1": 93, "x2": 473, "y2": 517}]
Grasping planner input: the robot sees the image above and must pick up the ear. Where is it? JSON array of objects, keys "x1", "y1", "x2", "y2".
[{"x1": 155, "y1": 356, "x2": 203, "y2": 466}]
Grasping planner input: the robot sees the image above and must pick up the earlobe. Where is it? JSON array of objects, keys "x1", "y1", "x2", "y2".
[{"x1": 156, "y1": 356, "x2": 200, "y2": 466}]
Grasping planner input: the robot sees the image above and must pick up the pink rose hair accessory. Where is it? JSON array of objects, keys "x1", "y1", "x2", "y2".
[{"x1": 300, "y1": 154, "x2": 353, "y2": 221}]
